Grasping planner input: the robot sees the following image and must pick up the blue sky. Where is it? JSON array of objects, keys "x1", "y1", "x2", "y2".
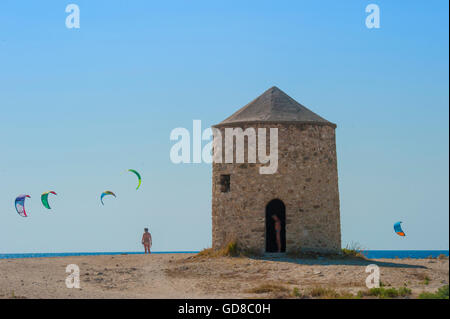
[{"x1": 0, "y1": 0, "x2": 448, "y2": 253}]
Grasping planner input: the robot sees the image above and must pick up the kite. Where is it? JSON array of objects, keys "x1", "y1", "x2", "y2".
[
  {"x1": 101, "y1": 191, "x2": 116, "y2": 205},
  {"x1": 15, "y1": 194, "x2": 31, "y2": 217},
  {"x1": 128, "y1": 169, "x2": 142, "y2": 190},
  {"x1": 394, "y1": 221, "x2": 406, "y2": 237},
  {"x1": 41, "y1": 191, "x2": 57, "y2": 209}
]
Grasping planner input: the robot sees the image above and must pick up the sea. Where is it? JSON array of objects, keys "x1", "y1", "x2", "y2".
[{"x1": 0, "y1": 250, "x2": 448, "y2": 259}]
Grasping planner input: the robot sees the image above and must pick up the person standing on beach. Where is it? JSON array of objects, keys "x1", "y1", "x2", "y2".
[
  {"x1": 272, "y1": 215, "x2": 282, "y2": 253},
  {"x1": 142, "y1": 228, "x2": 152, "y2": 254}
]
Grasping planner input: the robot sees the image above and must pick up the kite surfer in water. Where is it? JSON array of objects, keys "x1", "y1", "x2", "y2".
[{"x1": 142, "y1": 228, "x2": 152, "y2": 254}]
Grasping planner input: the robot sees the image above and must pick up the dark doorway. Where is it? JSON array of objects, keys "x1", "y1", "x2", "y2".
[{"x1": 265, "y1": 199, "x2": 286, "y2": 253}]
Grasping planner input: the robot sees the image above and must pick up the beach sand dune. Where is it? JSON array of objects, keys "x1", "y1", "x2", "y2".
[{"x1": 0, "y1": 254, "x2": 448, "y2": 298}]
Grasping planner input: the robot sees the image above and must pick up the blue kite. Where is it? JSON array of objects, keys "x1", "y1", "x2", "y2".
[{"x1": 394, "y1": 221, "x2": 406, "y2": 237}]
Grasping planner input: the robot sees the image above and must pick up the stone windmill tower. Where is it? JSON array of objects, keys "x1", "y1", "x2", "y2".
[{"x1": 211, "y1": 86, "x2": 341, "y2": 254}]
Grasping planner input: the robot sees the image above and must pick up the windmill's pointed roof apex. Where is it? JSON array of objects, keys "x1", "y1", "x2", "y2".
[{"x1": 214, "y1": 86, "x2": 336, "y2": 128}]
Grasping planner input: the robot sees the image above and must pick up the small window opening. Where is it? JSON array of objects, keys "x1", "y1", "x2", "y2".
[{"x1": 220, "y1": 175, "x2": 230, "y2": 193}]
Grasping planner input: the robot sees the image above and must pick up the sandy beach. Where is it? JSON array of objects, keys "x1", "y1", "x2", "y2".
[{"x1": 0, "y1": 253, "x2": 448, "y2": 299}]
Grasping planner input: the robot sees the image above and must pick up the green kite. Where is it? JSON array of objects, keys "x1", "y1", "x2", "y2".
[
  {"x1": 128, "y1": 169, "x2": 142, "y2": 190},
  {"x1": 41, "y1": 191, "x2": 57, "y2": 209}
]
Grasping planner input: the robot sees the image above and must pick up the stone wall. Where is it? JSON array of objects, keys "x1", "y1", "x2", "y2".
[{"x1": 212, "y1": 123, "x2": 341, "y2": 254}]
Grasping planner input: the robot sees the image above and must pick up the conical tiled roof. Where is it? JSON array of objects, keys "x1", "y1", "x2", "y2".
[{"x1": 214, "y1": 86, "x2": 336, "y2": 127}]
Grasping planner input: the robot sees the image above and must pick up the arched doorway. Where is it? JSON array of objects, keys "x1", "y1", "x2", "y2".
[{"x1": 265, "y1": 199, "x2": 286, "y2": 253}]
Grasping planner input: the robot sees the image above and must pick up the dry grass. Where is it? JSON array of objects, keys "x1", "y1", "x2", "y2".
[
  {"x1": 196, "y1": 241, "x2": 240, "y2": 258},
  {"x1": 246, "y1": 283, "x2": 290, "y2": 294},
  {"x1": 309, "y1": 287, "x2": 341, "y2": 298},
  {"x1": 292, "y1": 285, "x2": 414, "y2": 299},
  {"x1": 341, "y1": 242, "x2": 367, "y2": 259},
  {"x1": 196, "y1": 248, "x2": 218, "y2": 258},
  {"x1": 291, "y1": 287, "x2": 303, "y2": 298},
  {"x1": 414, "y1": 272, "x2": 431, "y2": 285},
  {"x1": 419, "y1": 285, "x2": 449, "y2": 299},
  {"x1": 357, "y1": 286, "x2": 412, "y2": 299},
  {"x1": 291, "y1": 286, "x2": 358, "y2": 299},
  {"x1": 195, "y1": 241, "x2": 262, "y2": 258}
]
